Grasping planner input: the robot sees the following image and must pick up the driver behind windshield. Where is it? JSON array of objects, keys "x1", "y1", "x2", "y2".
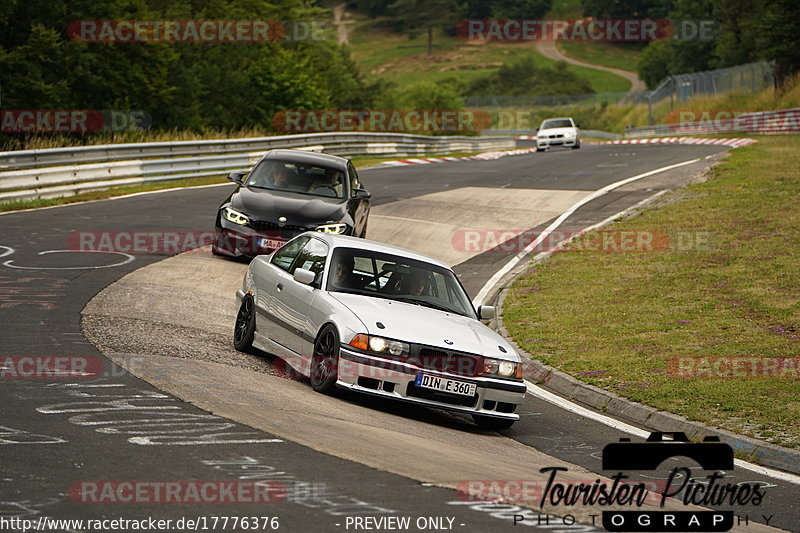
[
  {"x1": 399, "y1": 270, "x2": 428, "y2": 296},
  {"x1": 308, "y1": 168, "x2": 343, "y2": 198},
  {"x1": 330, "y1": 254, "x2": 361, "y2": 290},
  {"x1": 246, "y1": 161, "x2": 293, "y2": 189}
]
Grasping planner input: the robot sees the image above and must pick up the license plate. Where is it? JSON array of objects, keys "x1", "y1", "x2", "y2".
[
  {"x1": 415, "y1": 373, "x2": 476, "y2": 397},
  {"x1": 258, "y1": 238, "x2": 284, "y2": 250}
]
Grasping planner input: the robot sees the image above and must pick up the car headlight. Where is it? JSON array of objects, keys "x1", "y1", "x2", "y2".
[
  {"x1": 316, "y1": 223, "x2": 348, "y2": 234},
  {"x1": 349, "y1": 334, "x2": 410, "y2": 357},
  {"x1": 222, "y1": 206, "x2": 249, "y2": 226},
  {"x1": 481, "y1": 357, "x2": 522, "y2": 379},
  {"x1": 565, "y1": 131, "x2": 575, "y2": 138}
]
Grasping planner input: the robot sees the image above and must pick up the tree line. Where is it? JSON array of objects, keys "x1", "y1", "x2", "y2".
[{"x1": 582, "y1": 0, "x2": 800, "y2": 88}]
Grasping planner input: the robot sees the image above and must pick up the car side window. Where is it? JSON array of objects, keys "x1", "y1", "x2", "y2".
[
  {"x1": 270, "y1": 236, "x2": 310, "y2": 272},
  {"x1": 292, "y1": 238, "x2": 329, "y2": 285},
  {"x1": 347, "y1": 162, "x2": 362, "y2": 192}
]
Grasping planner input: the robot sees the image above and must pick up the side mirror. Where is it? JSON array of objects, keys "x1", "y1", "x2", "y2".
[
  {"x1": 534, "y1": 128, "x2": 539, "y2": 133},
  {"x1": 228, "y1": 171, "x2": 246, "y2": 184},
  {"x1": 477, "y1": 305, "x2": 495, "y2": 320},
  {"x1": 293, "y1": 268, "x2": 316, "y2": 286},
  {"x1": 575, "y1": 123, "x2": 581, "y2": 128},
  {"x1": 352, "y1": 188, "x2": 371, "y2": 199}
]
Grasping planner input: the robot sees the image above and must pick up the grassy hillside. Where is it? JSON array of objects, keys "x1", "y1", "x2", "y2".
[{"x1": 347, "y1": 17, "x2": 632, "y2": 95}]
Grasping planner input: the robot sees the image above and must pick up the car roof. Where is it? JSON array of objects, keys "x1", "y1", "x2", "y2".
[
  {"x1": 541, "y1": 117, "x2": 574, "y2": 123},
  {"x1": 307, "y1": 233, "x2": 452, "y2": 270},
  {"x1": 264, "y1": 149, "x2": 349, "y2": 169}
]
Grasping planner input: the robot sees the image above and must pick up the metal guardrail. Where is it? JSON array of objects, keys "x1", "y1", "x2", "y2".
[
  {"x1": 0, "y1": 132, "x2": 515, "y2": 203},
  {"x1": 624, "y1": 108, "x2": 800, "y2": 138},
  {"x1": 486, "y1": 129, "x2": 621, "y2": 140}
]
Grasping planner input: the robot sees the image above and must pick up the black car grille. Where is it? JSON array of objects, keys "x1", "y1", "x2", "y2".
[
  {"x1": 250, "y1": 220, "x2": 310, "y2": 233},
  {"x1": 406, "y1": 345, "x2": 481, "y2": 377}
]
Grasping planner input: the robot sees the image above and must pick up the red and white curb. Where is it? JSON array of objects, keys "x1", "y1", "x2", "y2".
[
  {"x1": 375, "y1": 147, "x2": 539, "y2": 167},
  {"x1": 601, "y1": 137, "x2": 757, "y2": 148}
]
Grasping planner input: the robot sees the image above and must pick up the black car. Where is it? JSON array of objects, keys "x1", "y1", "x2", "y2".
[{"x1": 213, "y1": 150, "x2": 371, "y2": 258}]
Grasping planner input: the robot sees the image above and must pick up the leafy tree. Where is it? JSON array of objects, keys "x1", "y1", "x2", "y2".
[
  {"x1": 389, "y1": 0, "x2": 461, "y2": 55},
  {"x1": 466, "y1": 57, "x2": 594, "y2": 97},
  {"x1": 757, "y1": 0, "x2": 800, "y2": 85},
  {"x1": 581, "y1": 0, "x2": 674, "y2": 19}
]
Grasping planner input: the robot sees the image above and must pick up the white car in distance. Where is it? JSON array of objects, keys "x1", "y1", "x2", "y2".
[{"x1": 536, "y1": 117, "x2": 581, "y2": 151}]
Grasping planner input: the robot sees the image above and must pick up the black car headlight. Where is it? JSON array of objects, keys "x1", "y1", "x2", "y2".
[
  {"x1": 222, "y1": 206, "x2": 249, "y2": 226},
  {"x1": 349, "y1": 334, "x2": 410, "y2": 357},
  {"x1": 316, "y1": 223, "x2": 348, "y2": 234},
  {"x1": 480, "y1": 357, "x2": 522, "y2": 379}
]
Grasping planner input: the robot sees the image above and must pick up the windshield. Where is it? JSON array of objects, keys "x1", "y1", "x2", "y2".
[
  {"x1": 541, "y1": 119, "x2": 574, "y2": 129},
  {"x1": 245, "y1": 160, "x2": 345, "y2": 199},
  {"x1": 326, "y1": 247, "x2": 476, "y2": 318}
]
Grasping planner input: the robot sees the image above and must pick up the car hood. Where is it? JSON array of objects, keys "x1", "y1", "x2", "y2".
[
  {"x1": 538, "y1": 127, "x2": 577, "y2": 136},
  {"x1": 331, "y1": 292, "x2": 520, "y2": 362},
  {"x1": 229, "y1": 187, "x2": 346, "y2": 224}
]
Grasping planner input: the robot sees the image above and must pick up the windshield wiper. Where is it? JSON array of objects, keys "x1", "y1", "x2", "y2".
[{"x1": 393, "y1": 297, "x2": 461, "y2": 315}]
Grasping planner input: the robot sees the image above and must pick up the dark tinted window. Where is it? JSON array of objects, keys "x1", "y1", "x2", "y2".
[
  {"x1": 347, "y1": 162, "x2": 362, "y2": 191},
  {"x1": 326, "y1": 247, "x2": 475, "y2": 318},
  {"x1": 293, "y1": 238, "x2": 329, "y2": 286},
  {"x1": 270, "y1": 236, "x2": 310, "y2": 272},
  {"x1": 246, "y1": 160, "x2": 345, "y2": 198}
]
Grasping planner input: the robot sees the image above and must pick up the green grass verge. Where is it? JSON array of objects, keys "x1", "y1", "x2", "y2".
[
  {"x1": 557, "y1": 41, "x2": 645, "y2": 73},
  {"x1": 503, "y1": 136, "x2": 800, "y2": 449},
  {"x1": 348, "y1": 20, "x2": 631, "y2": 94}
]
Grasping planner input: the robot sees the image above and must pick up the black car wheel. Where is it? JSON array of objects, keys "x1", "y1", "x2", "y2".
[
  {"x1": 472, "y1": 414, "x2": 515, "y2": 431},
  {"x1": 310, "y1": 325, "x2": 340, "y2": 394},
  {"x1": 233, "y1": 294, "x2": 256, "y2": 352}
]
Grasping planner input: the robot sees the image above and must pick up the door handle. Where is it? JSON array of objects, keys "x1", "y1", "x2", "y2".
[{"x1": 276, "y1": 283, "x2": 283, "y2": 292}]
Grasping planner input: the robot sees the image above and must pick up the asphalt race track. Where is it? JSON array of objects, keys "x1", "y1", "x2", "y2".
[{"x1": 2, "y1": 143, "x2": 798, "y2": 533}]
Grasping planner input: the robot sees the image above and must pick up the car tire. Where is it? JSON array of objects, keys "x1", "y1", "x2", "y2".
[
  {"x1": 472, "y1": 414, "x2": 515, "y2": 431},
  {"x1": 572, "y1": 141, "x2": 581, "y2": 149},
  {"x1": 536, "y1": 147, "x2": 545, "y2": 152},
  {"x1": 310, "y1": 324, "x2": 340, "y2": 394},
  {"x1": 233, "y1": 294, "x2": 256, "y2": 352}
]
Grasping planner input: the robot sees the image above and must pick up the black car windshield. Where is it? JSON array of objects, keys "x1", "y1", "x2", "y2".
[
  {"x1": 245, "y1": 160, "x2": 345, "y2": 199},
  {"x1": 541, "y1": 119, "x2": 574, "y2": 129},
  {"x1": 326, "y1": 247, "x2": 477, "y2": 318}
]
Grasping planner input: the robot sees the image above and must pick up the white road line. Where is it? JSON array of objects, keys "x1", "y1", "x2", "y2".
[
  {"x1": 0, "y1": 182, "x2": 235, "y2": 216},
  {"x1": 524, "y1": 381, "x2": 800, "y2": 485},
  {"x1": 472, "y1": 158, "x2": 701, "y2": 306},
  {"x1": 476, "y1": 157, "x2": 800, "y2": 485}
]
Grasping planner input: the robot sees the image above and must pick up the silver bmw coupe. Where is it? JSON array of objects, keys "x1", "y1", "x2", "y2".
[{"x1": 234, "y1": 232, "x2": 526, "y2": 429}]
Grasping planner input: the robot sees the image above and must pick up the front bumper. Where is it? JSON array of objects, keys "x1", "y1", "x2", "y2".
[
  {"x1": 537, "y1": 137, "x2": 577, "y2": 148},
  {"x1": 213, "y1": 227, "x2": 291, "y2": 258},
  {"x1": 337, "y1": 347, "x2": 526, "y2": 420}
]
